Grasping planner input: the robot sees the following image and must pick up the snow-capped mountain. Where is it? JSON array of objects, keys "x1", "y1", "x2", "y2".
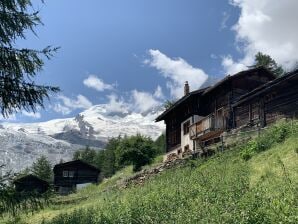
[{"x1": 0, "y1": 105, "x2": 165, "y2": 173}]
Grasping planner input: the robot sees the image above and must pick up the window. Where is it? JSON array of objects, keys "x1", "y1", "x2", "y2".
[
  {"x1": 63, "y1": 170, "x2": 68, "y2": 177},
  {"x1": 183, "y1": 121, "x2": 190, "y2": 135},
  {"x1": 69, "y1": 171, "x2": 75, "y2": 178}
]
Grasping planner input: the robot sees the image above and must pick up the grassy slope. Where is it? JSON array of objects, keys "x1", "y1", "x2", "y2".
[{"x1": 5, "y1": 130, "x2": 298, "y2": 223}]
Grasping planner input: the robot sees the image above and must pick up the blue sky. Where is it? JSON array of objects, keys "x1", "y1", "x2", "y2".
[{"x1": 8, "y1": 0, "x2": 298, "y2": 122}]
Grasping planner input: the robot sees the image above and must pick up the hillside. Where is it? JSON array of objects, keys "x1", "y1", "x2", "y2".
[{"x1": 3, "y1": 121, "x2": 298, "y2": 224}]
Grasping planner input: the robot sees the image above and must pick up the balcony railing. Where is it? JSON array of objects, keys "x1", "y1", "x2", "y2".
[{"x1": 190, "y1": 113, "x2": 224, "y2": 140}]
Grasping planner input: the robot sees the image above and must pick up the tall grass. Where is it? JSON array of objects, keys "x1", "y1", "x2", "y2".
[
  {"x1": 240, "y1": 119, "x2": 298, "y2": 160},
  {"x1": 7, "y1": 120, "x2": 298, "y2": 224}
]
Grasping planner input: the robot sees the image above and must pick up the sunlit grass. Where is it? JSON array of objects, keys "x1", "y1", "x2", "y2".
[{"x1": 3, "y1": 121, "x2": 298, "y2": 224}]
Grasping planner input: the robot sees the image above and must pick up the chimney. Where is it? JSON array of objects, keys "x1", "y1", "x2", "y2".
[{"x1": 184, "y1": 81, "x2": 190, "y2": 96}]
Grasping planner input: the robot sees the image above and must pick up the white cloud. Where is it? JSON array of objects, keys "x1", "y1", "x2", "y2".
[
  {"x1": 221, "y1": 55, "x2": 248, "y2": 75},
  {"x1": 105, "y1": 94, "x2": 129, "y2": 114},
  {"x1": 145, "y1": 49, "x2": 208, "y2": 99},
  {"x1": 220, "y1": 11, "x2": 230, "y2": 30},
  {"x1": 83, "y1": 75, "x2": 114, "y2": 91},
  {"x1": 22, "y1": 111, "x2": 41, "y2": 119},
  {"x1": 131, "y1": 90, "x2": 161, "y2": 113},
  {"x1": 153, "y1": 85, "x2": 164, "y2": 99},
  {"x1": 225, "y1": 0, "x2": 298, "y2": 74},
  {"x1": 0, "y1": 113, "x2": 16, "y2": 121},
  {"x1": 53, "y1": 94, "x2": 93, "y2": 115},
  {"x1": 52, "y1": 103, "x2": 72, "y2": 115}
]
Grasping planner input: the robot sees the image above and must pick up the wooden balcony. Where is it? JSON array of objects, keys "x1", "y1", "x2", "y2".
[{"x1": 190, "y1": 113, "x2": 224, "y2": 141}]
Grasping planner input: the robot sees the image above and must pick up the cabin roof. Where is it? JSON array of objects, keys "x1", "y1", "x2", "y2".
[
  {"x1": 53, "y1": 160, "x2": 100, "y2": 172},
  {"x1": 155, "y1": 67, "x2": 274, "y2": 122},
  {"x1": 233, "y1": 69, "x2": 298, "y2": 107},
  {"x1": 14, "y1": 174, "x2": 49, "y2": 185},
  {"x1": 203, "y1": 67, "x2": 275, "y2": 96},
  {"x1": 155, "y1": 87, "x2": 209, "y2": 122}
]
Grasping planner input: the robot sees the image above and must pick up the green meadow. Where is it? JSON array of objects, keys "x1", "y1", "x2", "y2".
[{"x1": 3, "y1": 121, "x2": 298, "y2": 224}]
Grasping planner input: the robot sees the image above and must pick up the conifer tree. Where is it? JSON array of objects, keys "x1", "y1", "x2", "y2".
[
  {"x1": 31, "y1": 155, "x2": 52, "y2": 182},
  {"x1": 0, "y1": 0, "x2": 59, "y2": 117},
  {"x1": 252, "y1": 52, "x2": 284, "y2": 77}
]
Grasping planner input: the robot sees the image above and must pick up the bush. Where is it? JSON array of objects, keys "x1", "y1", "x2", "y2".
[
  {"x1": 241, "y1": 120, "x2": 297, "y2": 160},
  {"x1": 116, "y1": 134, "x2": 157, "y2": 172}
]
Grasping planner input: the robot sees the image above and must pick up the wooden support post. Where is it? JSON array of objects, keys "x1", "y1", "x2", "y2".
[{"x1": 221, "y1": 136, "x2": 224, "y2": 152}]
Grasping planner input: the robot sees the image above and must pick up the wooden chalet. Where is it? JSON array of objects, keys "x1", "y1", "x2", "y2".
[
  {"x1": 14, "y1": 174, "x2": 49, "y2": 194},
  {"x1": 53, "y1": 160, "x2": 100, "y2": 194},
  {"x1": 156, "y1": 67, "x2": 276, "y2": 159},
  {"x1": 189, "y1": 67, "x2": 275, "y2": 144},
  {"x1": 155, "y1": 82, "x2": 209, "y2": 155},
  {"x1": 233, "y1": 69, "x2": 298, "y2": 128}
]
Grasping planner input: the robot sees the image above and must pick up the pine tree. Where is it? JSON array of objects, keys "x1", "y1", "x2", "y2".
[
  {"x1": 31, "y1": 155, "x2": 52, "y2": 182},
  {"x1": 0, "y1": 0, "x2": 60, "y2": 117},
  {"x1": 252, "y1": 52, "x2": 284, "y2": 77}
]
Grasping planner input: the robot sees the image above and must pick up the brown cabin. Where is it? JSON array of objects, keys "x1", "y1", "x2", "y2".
[
  {"x1": 14, "y1": 174, "x2": 49, "y2": 194},
  {"x1": 156, "y1": 67, "x2": 275, "y2": 158},
  {"x1": 53, "y1": 160, "x2": 100, "y2": 194},
  {"x1": 156, "y1": 84, "x2": 209, "y2": 154},
  {"x1": 189, "y1": 67, "x2": 275, "y2": 143},
  {"x1": 233, "y1": 69, "x2": 298, "y2": 128}
]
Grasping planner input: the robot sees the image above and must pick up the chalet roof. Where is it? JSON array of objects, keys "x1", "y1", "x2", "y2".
[
  {"x1": 53, "y1": 160, "x2": 100, "y2": 172},
  {"x1": 233, "y1": 69, "x2": 298, "y2": 107},
  {"x1": 203, "y1": 66, "x2": 275, "y2": 96},
  {"x1": 14, "y1": 174, "x2": 49, "y2": 185},
  {"x1": 155, "y1": 87, "x2": 209, "y2": 122},
  {"x1": 155, "y1": 67, "x2": 274, "y2": 122}
]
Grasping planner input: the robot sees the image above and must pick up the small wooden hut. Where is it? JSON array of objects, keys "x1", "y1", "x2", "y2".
[
  {"x1": 53, "y1": 160, "x2": 100, "y2": 195},
  {"x1": 14, "y1": 174, "x2": 49, "y2": 193}
]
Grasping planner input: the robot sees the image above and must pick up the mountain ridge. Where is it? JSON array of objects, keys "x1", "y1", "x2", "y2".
[{"x1": 0, "y1": 104, "x2": 165, "y2": 173}]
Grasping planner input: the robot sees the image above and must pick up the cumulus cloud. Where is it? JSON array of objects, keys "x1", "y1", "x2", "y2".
[
  {"x1": 221, "y1": 55, "x2": 248, "y2": 75},
  {"x1": 145, "y1": 49, "x2": 208, "y2": 99},
  {"x1": 52, "y1": 103, "x2": 72, "y2": 115},
  {"x1": 153, "y1": 85, "x2": 164, "y2": 99},
  {"x1": 224, "y1": 0, "x2": 298, "y2": 74},
  {"x1": 220, "y1": 11, "x2": 230, "y2": 30},
  {"x1": 53, "y1": 95, "x2": 93, "y2": 115},
  {"x1": 22, "y1": 111, "x2": 41, "y2": 119},
  {"x1": 83, "y1": 75, "x2": 114, "y2": 91},
  {"x1": 131, "y1": 90, "x2": 161, "y2": 113},
  {"x1": 105, "y1": 94, "x2": 129, "y2": 115},
  {"x1": 105, "y1": 86, "x2": 164, "y2": 115}
]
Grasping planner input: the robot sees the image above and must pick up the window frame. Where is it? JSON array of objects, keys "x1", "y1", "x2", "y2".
[
  {"x1": 63, "y1": 170, "x2": 68, "y2": 178},
  {"x1": 183, "y1": 120, "x2": 190, "y2": 135}
]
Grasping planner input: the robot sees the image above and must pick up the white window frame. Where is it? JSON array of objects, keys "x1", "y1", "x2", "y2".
[
  {"x1": 63, "y1": 170, "x2": 68, "y2": 177},
  {"x1": 69, "y1": 171, "x2": 74, "y2": 178}
]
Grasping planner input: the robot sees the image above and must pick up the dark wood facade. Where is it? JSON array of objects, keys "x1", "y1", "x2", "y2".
[
  {"x1": 191, "y1": 67, "x2": 275, "y2": 141},
  {"x1": 14, "y1": 174, "x2": 49, "y2": 193},
  {"x1": 53, "y1": 160, "x2": 100, "y2": 194},
  {"x1": 233, "y1": 70, "x2": 298, "y2": 128},
  {"x1": 156, "y1": 67, "x2": 276, "y2": 152},
  {"x1": 156, "y1": 88, "x2": 207, "y2": 152}
]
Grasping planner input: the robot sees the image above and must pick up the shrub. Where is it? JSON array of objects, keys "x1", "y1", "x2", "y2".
[{"x1": 241, "y1": 120, "x2": 296, "y2": 160}]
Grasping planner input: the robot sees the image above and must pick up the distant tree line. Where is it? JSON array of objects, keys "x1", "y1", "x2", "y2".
[{"x1": 73, "y1": 133, "x2": 166, "y2": 175}]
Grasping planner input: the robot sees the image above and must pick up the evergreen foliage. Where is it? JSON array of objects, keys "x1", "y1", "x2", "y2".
[
  {"x1": 95, "y1": 137, "x2": 121, "y2": 178},
  {"x1": 31, "y1": 156, "x2": 52, "y2": 182},
  {"x1": 116, "y1": 134, "x2": 157, "y2": 171},
  {"x1": 73, "y1": 146, "x2": 97, "y2": 166},
  {"x1": 73, "y1": 135, "x2": 159, "y2": 176},
  {"x1": 154, "y1": 133, "x2": 166, "y2": 154},
  {"x1": 163, "y1": 99, "x2": 175, "y2": 110},
  {"x1": 0, "y1": 0, "x2": 60, "y2": 117},
  {"x1": 252, "y1": 52, "x2": 284, "y2": 77}
]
